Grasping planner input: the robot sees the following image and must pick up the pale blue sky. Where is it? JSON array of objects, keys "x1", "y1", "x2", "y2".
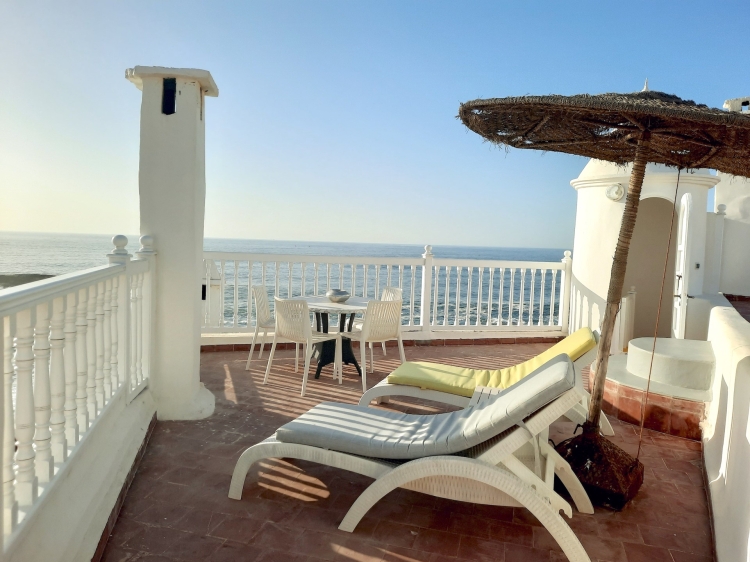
[{"x1": 1, "y1": 1, "x2": 748, "y2": 247}]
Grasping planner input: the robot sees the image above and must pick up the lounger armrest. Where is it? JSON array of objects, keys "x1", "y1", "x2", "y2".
[{"x1": 468, "y1": 385, "x2": 505, "y2": 407}]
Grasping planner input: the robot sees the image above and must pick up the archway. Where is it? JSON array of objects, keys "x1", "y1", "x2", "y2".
[{"x1": 622, "y1": 197, "x2": 677, "y2": 339}]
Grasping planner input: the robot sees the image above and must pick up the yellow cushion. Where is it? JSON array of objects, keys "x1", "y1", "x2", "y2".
[{"x1": 387, "y1": 327, "x2": 596, "y2": 397}]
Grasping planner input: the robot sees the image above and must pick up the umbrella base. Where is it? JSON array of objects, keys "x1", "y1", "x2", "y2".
[{"x1": 555, "y1": 428, "x2": 644, "y2": 511}]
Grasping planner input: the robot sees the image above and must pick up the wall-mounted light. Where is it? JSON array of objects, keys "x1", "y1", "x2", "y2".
[{"x1": 605, "y1": 183, "x2": 625, "y2": 201}]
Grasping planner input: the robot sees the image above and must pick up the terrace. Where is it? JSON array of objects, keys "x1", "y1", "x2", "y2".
[
  {"x1": 0, "y1": 66, "x2": 746, "y2": 562},
  {"x1": 103, "y1": 344, "x2": 713, "y2": 562}
]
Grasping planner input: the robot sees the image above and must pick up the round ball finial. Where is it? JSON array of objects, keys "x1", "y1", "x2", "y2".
[
  {"x1": 139, "y1": 235, "x2": 154, "y2": 253},
  {"x1": 564, "y1": 250, "x2": 572, "y2": 259},
  {"x1": 423, "y1": 245, "x2": 433, "y2": 257},
  {"x1": 111, "y1": 235, "x2": 129, "y2": 255},
  {"x1": 717, "y1": 204, "x2": 727, "y2": 215}
]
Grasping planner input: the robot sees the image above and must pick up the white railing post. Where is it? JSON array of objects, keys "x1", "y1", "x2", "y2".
[
  {"x1": 108, "y1": 235, "x2": 132, "y2": 392},
  {"x1": 3, "y1": 316, "x2": 18, "y2": 533},
  {"x1": 33, "y1": 303, "x2": 54, "y2": 484},
  {"x1": 559, "y1": 250, "x2": 573, "y2": 334},
  {"x1": 15, "y1": 308, "x2": 38, "y2": 507},
  {"x1": 134, "y1": 235, "x2": 156, "y2": 389},
  {"x1": 419, "y1": 245, "x2": 434, "y2": 337},
  {"x1": 49, "y1": 297, "x2": 67, "y2": 464},
  {"x1": 63, "y1": 292, "x2": 79, "y2": 446}
]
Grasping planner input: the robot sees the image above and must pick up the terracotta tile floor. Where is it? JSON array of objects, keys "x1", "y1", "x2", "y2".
[{"x1": 103, "y1": 342, "x2": 715, "y2": 562}]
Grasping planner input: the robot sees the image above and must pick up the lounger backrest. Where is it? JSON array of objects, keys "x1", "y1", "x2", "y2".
[{"x1": 276, "y1": 354, "x2": 577, "y2": 460}]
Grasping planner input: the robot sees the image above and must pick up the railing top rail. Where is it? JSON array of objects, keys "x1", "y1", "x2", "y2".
[
  {"x1": 0, "y1": 263, "x2": 125, "y2": 317},
  {"x1": 431, "y1": 258, "x2": 565, "y2": 269},
  {"x1": 203, "y1": 251, "x2": 423, "y2": 266}
]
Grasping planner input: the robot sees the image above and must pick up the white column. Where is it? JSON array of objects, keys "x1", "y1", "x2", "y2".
[
  {"x1": 419, "y1": 245, "x2": 434, "y2": 338},
  {"x1": 107, "y1": 235, "x2": 131, "y2": 392},
  {"x1": 126, "y1": 66, "x2": 217, "y2": 420},
  {"x1": 135, "y1": 236, "x2": 156, "y2": 385}
]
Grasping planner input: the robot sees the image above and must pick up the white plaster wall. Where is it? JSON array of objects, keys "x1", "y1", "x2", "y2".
[
  {"x1": 4, "y1": 390, "x2": 156, "y2": 562},
  {"x1": 570, "y1": 160, "x2": 717, "y2": 337},
  {"x1": 703, "y1": 302, "x2": 750, "y2": 562}
]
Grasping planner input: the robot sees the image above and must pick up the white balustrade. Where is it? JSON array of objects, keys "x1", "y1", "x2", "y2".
[
  {"x1": 202, "y1": 247, "x2": 573, "y2": 336},
  {"x1": 0, "y1": 234, "x2": 153, "y2": 543}
]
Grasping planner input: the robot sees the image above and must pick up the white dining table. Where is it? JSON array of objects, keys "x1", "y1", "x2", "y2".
[{"x1": 293, "y1": 295, "x2": 373, "y2": 378}]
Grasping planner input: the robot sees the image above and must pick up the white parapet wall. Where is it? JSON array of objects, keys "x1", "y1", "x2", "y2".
[
  {"x1": 703, "y1": 303, "x2": 750, "y2": 562},
  {"x1": 4, "y1": 391, "x2": 155, "y2": 562}
]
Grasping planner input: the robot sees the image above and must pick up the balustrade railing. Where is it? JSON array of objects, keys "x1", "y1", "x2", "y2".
[
  {"x1": 0, "y1": 235, "x2": 153, "y2": 544},
  {"x1": 202, "y1": 247, "x2": 572, "y2": 336}
]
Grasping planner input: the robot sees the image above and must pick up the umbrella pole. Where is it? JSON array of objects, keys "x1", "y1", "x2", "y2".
[{"x1": 586, "y1": 131, "x2": 651, "y2": 432}]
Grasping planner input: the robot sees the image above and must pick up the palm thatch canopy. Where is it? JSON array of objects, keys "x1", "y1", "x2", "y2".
[{"x1": 459, "y1": 91, "x2": 750, "y2": 177}]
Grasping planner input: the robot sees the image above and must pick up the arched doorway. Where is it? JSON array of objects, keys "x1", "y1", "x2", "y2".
[{"x1": 622, "y1": 197, "x2": 677, "y2": 339}]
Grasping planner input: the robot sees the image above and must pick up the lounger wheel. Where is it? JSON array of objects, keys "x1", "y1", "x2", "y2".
[{"x1": 338, "y1": 456, "x2": 591, "y2": 562}]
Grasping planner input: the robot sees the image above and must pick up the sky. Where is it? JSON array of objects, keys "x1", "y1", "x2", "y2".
[{"x1": 1, "y1": 1, "x2": 748, "y2": 248}]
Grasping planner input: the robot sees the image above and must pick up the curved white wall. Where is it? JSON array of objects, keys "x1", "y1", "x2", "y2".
[{"x1": 570, "y1": 160, "x2": 718, "y2": 337}]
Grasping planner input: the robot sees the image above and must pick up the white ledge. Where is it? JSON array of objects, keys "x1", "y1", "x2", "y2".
[{"x1": 125, "y1": 66, "x2": 219, "y2": 97}]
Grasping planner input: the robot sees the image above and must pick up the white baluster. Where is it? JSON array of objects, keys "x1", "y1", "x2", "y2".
[
  {"x1": 517, "y1": 269, "x2": 526, "y2": 326},
  {"x1": 442, "y1": 266, "x2": 450, "y2": 326},
  {"x1": 129, "y1": 275, "x2": 138, "y2": 390},
  {"x1": 475, "y1": 267, "x2": 483, "y2": 326},
  {"x1": 75, "y1": 288, "x2": 89, "y2": 432},
  {"x1": 274, "y1": 262, "x2": 281, "y2": 298},
  {"x1": 3, "y1": 316, "x2": 18, "y2": 533},
  {"x1": 34, "y1": 302, "x2": 54, "y2": 483},
  {"x1": 508, "y1": 269, "x2": 515, "y2": 326},
  {"x1": 465, "y1": 267, "x2": 473, "y2": 326},
  {"x1": 64, "y1": 292, "x2": 79, "y2": 445},
  {"x1": 102, "y1": 279, "x2": 112, "y2": 401},
  {"x1": 486, "y1": 268, "x2": 495, "y2": 327},
  {"x1": 453, "y1": 266, "x2": 460, "y2": 327},
  {"x1": 313, "y1": 263, "x2": 319, "y2": 295},
  {"x1": 538, "y1": 270, "x2": 547, "y2": 326},
  {"x1": 528, "y1": 269, "x2": 536, "y2": 326},
  {"x1": 548, "y1": 269, "x2": 557, "y2": 326},
  {"x1": 94, "y1": 282, "x2": 105, "y2": 411},
  {"x1": 409, "y1": 266, "x2": 416, "y2": 325},
  {"x1": 136, "y1": 274, "x2": 144, "y2": 385},
  {"x1": 110, "y1": 275, "x2": 119, "y2": 392},
  {"x1": 14, "y1": 309, "x2": 38, "y2": 507},
  {"x1": 86, "y1": 285, "x2": 97, "y2": 419},
  {"x1": 49, "y1": 297, "x2": 67, "y2": 464}
]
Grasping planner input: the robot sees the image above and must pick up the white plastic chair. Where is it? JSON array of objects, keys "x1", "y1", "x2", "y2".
[
  {"x1": 353, "y1": 287, "x2": 402, "y2": 365},
  {"x1": 263, "y1": 298, "x2": 342, "y2": 397},
  {"x1": 348, "y1": 299, "x2": 405, "y2": 393},
  {"x1": 245, "y1": 286, "x2": 300, "y2": 372}
]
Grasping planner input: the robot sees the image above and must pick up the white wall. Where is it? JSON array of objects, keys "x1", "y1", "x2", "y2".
[
  {"x1": 703, "y1": 302, "x2": 750, "y2": 562},
  {"x1": 4, "y1": 391, "x2": 156, "y2": 562}
]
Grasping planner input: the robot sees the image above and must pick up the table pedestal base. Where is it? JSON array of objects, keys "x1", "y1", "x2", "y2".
[{"x1": 312, "y1": 312, "x2": 362, "y2": 379}]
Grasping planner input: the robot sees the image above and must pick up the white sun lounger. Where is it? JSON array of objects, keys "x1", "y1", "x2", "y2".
[
  {"x1": 229, "y1": 355, "x2": 594, "y2": 562},
  {"x1": 358, "y1": 330, "x2": 614, "y2": 436}
]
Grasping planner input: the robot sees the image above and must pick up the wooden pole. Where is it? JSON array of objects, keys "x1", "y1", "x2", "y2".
[{"x1": 586, "y1": 132, "x2": 651, "y2": 431}]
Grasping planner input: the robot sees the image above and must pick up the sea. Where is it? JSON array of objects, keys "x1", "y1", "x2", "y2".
[
  {"x1": 0, "y1": 232, "x2": 566, "y2": 276},
  {"x1": 0, "y1": 232, "x2": 568, "y2": 327}
]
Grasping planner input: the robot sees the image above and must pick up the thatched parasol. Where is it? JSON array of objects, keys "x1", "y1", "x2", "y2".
[{"x1": 459, "y1": 88, "x2": 750, "y2": 508}]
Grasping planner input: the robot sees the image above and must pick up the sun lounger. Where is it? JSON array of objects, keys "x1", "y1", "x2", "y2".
[
  {"x1": 358, "y1": 327, "x2": 614, "y2": 436},
  {"x1": 229, "y1": 355, "x2": 594, "y2": 562}
]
